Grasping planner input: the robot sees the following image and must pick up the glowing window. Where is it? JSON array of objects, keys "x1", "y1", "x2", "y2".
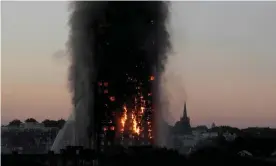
[
  {"x1": 103, "y1": 127, "x2": 107, "y2": 131},
  {"x1": 109, "y1": 96, "x2": 115, "y2": 102}
]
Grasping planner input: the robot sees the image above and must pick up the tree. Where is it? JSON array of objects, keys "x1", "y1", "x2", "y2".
[
  {"x1": 8, "y1": 119, "x2": 22, "y2": 127},
  {"x1": 25, "y1": 118, "x2": 38, "y2": 123},
  {"x1": 57, "y1": 119, "x2": 66, "y2": 129},
  {"x1": 42, "y1": 119, "x2": 51, "y2": 127},
  {"x1": 195, "y1": 125, "x2": 208, "y2": 131},
  {"x1": 41, "y1": 119, "x2": 65, "y2": 128},
  {"x1": 42, "y1": 119, "x2": 56, "y2": 127}
]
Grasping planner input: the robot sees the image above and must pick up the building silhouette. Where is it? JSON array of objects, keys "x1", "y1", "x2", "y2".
[{"x1": 173, "y1": 102, "x2": 192, "y2": 135}]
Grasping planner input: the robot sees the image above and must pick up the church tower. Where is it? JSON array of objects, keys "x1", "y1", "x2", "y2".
[
  {"x1": 181, "y1": 102, "x2": 191, "y2": 128},
  {"x1": 183, "y1": 102, "x2": 188, "y2": 119},
  {"x1": 173, "y1": 102, "x2": 191, "y2": 135}
]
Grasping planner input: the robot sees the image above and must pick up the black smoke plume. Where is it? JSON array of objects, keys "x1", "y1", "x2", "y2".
[{"x1": 68, "y1": 1, "x2": 171, "y2": 149}]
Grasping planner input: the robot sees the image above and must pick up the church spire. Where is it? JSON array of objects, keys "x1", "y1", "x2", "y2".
[{"x1": 183, "y1": 102, "x2": 187, "y2": 118}]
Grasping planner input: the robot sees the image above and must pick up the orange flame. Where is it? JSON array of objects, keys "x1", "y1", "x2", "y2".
[
  {"x1": 118, "y1": 80, "x2": 153, "y2": 141},
  {"x1": 121, "y1": 105, "x2": 128, "y2": 132},
  {"x1": 131, "y1": 112, "x2": 140, "y2": 135},
  {"x1": 120, "y1": 104, "x2": 143, "y2": 135},
  {"x1": 141, "y1": 106, "x2": 145, "y2": 114}
]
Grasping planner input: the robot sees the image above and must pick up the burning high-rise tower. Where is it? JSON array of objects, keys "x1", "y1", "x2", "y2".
[{"x1": 53, "y1": 1, "x2": 172, "y2": 152}]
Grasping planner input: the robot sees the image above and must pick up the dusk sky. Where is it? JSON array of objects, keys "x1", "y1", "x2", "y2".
[{"x1": 2, "y1": 1, "x2": 276, "y2": 128}]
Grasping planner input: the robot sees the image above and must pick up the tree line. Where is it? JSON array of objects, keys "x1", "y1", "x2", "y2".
[{"x1": 7, "y1": 118, "x2": 66, "y2": 129}]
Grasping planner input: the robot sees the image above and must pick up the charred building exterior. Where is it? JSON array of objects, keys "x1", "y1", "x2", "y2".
[
  {"x1": 68, "y1": 2, "x2": 170, "y2": 152},
  {"x1": 93, "y1": 3, "x2": 158, "y2": 150}
]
